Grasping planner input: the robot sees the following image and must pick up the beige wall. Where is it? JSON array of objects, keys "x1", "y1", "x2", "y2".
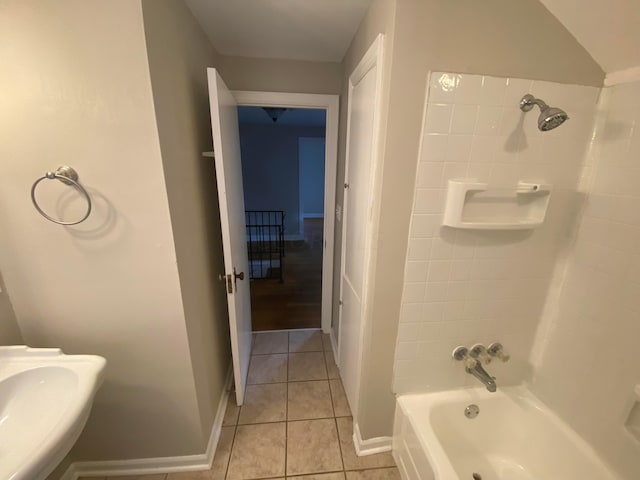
[
  {"x1": 218, "y1": 55, "x2": 343, "y2": 94},
  {"x1": 341, "y1": 0, "x2": 606, "y2": 439},
  {"x1": 532, "y1": 80, "x2": 640, "y2": 480},
  {"x1": 0, "y1": 271, "x2": 21, "y2": 345},
  {"x1": 0, "y1": 0, "x2": 210, "y2": 461},
  {"x1": 141, "y1": 0, "x2": 231, "y2": 443}
]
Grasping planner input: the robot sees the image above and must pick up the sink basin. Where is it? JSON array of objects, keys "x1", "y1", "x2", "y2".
[{"x1": 0, "y1": 346, "x2": 106, "y2": 480}]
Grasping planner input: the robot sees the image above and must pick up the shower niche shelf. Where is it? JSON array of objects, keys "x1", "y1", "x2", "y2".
[{"x1": 443, "y1": 179, "x2": 552, "y2": 230}]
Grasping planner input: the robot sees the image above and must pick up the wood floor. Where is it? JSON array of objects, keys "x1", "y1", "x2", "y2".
[{"x1": 250, "y1": 218, "x2": 323, "y2": 331}]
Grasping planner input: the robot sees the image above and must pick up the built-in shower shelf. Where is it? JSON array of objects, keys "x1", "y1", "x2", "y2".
[{"x1": 443, "y1": 179, "x2": 552, "y2": 230}]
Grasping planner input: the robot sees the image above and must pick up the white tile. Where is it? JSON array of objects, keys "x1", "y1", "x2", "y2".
[
  {"x1": 397, "y1": 323, "x2": 422, "y2": 342},
  {"x1": 455, "y1": 74, "x2": 483, "y2": 104},
  {"x1": 402, "y1": 283, "x2": 425, "y2": 303},
  {"x1": 430, "y1": 236, "x2": 454, "y2": 259},
  {"x1": 475, "y1": 105, "x2": 503, "y2": 135},
  {"x1": 450, "y1": 104, "x2": 479, "y2": 134},
  {"x1": 399, "y1": 302, "x2": 423, "y2": 323},
  {"x1": 480, "y1": 76, "x2": 508, "y2": 105},
  {"x1": 424, "y1": 104, "x2": 453, "y2": 134},
  {"x1": 424, "y1": 282, "x2": 448, "y2": 302},
  {"x1": 410, "y1": 214, "x2": 440, "y2": 238},
  {"x1": 441, "y1": 163, "x2": 469, "y2": 186},
  {"x1": 428, "y1": 72, "x2": 459, "y2": 103},
  {"x1": 421, "y1": 134, "x2": 448, "y2": 162},
  {"x1": 465, "y1": 163, "x2": 492, "y2": 183},
  {"x1": 469, "y1": 135, "x2": 500, "y2": 163},
  {"x1": 405, "y1": 261, "x2": 429, "y2": 282},
  {"x1": 427, "y1": 260, "x2": 451, "y2": 282},
  {"x1": 423, "y1": 302, "x2": 445, "y2": 322},
  {"x1": 446, "y1": 135, "x2": 474, "y2": 163},
  {"x1": 407, "y1": 238, "x2": 432, "y2": 261},
  {"x1": 504, "y1": 78, "x2": 533, "y2": 106},
  {"x1": 414, "y1": 189, "x2": 444, "y2": 214},
  {"x1": 416, "y1": 162, "x2": 444, "y2": 188}
]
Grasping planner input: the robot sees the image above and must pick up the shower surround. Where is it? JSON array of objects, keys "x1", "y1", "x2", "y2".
[
  {"x1": 394, "y1": 72, "x2": 599, "y2": 393},
  {"x1": 394, "y1": 72, "x2": 640, "y2": 479}
]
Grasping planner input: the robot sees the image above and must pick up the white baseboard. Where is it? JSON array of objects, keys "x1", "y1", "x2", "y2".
[
  {"x1": 353, "y1": 422, "x2": 392, "y2": 457},
  {"x1": 61, "y1": 366, "x2": 233, "y2": 479}
]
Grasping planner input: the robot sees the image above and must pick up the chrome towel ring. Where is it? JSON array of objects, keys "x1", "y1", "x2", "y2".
[{"x1": 31, "y1": 166, "x2": 92, "y2": 225}]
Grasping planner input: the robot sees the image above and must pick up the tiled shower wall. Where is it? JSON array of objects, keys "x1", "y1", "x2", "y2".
[
  {"x1": 531, "y1": 80, "x2": 640, "y2": 480},
  {"x1": 393, "y1": 72, "x2": 598, "y2": 393}
]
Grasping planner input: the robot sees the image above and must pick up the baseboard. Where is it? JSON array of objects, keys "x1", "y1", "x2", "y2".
[
  {"x1": 61, "y1": 366, "x2": 233, "y2": 479},
  {"x1": 353, "y1": 422, "x2": 392, "y2": 457},
  {"x1": 302, "y1": 213, "x2": 324, "y2": 219}
]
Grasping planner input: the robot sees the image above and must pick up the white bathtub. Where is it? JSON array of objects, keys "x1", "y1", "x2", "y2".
[{"x1": 393, "y1": 386, "x2": 620, "y2": 480}]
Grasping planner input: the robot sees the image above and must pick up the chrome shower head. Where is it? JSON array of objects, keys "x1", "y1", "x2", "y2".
[{"x1": 519, "y1": 94, "x2": 569, "y2": 131}]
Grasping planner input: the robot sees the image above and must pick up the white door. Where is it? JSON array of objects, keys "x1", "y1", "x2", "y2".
[
  {"x1": 338, "y1": 36, "x2": 384, "y2": 417},
  {"x1": 207, "y1": 68, "x2": 252, "y2": 406}
]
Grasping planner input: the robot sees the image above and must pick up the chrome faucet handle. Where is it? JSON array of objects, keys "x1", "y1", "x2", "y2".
[
  {"x1": 470, "y1": 344, "x2": 491, "y2": 364},
  {"x1": 488, "y1": 342, "x2": 510, "y2": 362},
  {"x1": 452, "y1": 346, "x2": 478, "y2": 369}
]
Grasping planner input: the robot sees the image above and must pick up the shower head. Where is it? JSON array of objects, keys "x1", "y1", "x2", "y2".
[{"x1": 519, "y1": 94, "x2": 569, "y2": 131}]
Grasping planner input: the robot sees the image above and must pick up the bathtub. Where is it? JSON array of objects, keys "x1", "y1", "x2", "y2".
[{"x1": 392, "y1": 386, "x2": 620, "y2": 480}]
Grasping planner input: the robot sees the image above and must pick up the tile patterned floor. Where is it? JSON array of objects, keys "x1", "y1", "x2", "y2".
[{"x1": 81, "y1": 330, "x2": 399, "y2": 480}]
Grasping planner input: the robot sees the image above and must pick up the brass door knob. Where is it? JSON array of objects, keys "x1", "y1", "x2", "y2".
[{"x1": 234, "y1": 270, "x2": 245, "y2": 281}]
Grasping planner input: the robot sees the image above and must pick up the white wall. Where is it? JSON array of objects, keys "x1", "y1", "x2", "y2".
[
  {"x1": 0, "y1": 0, "x2": 208, "y2": 460},
  {"x1": 531, "y1": 79, "x2": 640, "y2": 480},
  {"x1": 239, "y1": 124, "x2": 326, "y2": 235},
  {"x1": 393, "y1": 72, "x2": 598, "y2": 393}
]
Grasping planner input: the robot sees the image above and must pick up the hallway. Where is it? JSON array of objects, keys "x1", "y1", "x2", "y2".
[{"x1": 250, "y1": 219, "x2": 324, "y2": 331}]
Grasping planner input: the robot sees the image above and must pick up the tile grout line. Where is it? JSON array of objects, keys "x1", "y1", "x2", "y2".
[
  {"x1": 326, "y1": 347, "x2": 347, "y2": 476},
  {"x1": 284, "y1": 331, "x2": 289, "y2": 478}
]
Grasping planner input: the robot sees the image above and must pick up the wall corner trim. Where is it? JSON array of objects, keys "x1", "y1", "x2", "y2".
[
  {"x1": 352, "y1": 422, "x2": 392, "y2": 457},
  {"x1": 61, "y1": 366, "x2": 234, "y2": 480},
  {"x1": 604, "y1": 66, "x2": 640, "y2": 86}
]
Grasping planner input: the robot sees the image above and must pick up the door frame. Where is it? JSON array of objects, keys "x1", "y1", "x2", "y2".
[{"x1": 232, "y1": 90, "x2": 339, "y2": 334}]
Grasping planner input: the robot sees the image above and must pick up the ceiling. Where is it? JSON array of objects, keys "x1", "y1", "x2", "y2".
[
  {"x1": 183, "y1": 0, "x2": 372, "y2": 62},
  {"x1": 238, "y1": 107, "x2": 326, "y2": 127},
  {"x1": 539, "y1": 0, "x2": 640, "y2": 73}
]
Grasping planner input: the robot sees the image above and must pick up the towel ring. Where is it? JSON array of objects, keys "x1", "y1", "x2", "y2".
[{"x1": 31, "y1": 166, "x2": 92, "y2": 225}]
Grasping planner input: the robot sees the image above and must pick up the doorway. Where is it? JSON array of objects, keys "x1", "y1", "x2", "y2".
[
  {"x1": 237, "y1": 107, "x2": 326, "y2": 330},
  {"x1": 233, "y1": 91, "x2": 339, "y2": 337}
]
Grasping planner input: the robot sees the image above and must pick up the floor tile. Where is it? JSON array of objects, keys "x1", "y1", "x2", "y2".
[
  {"x1": 227, "y1": 422, "x2": 286, "y2": 479},
  {"x1": 288, "y1": 380, "x2": 333, "y2": 420},
  {"x1": 238, "y1": 383, "x2": 287, "y2": 424},
  {"x1": 252, "y1": 332, "x2": 289, "y2": 355},
  {"x1": 289, "y1": 474, "x2": 345, "y2": 480},
  {"x1": 222, "y1": 398, "x2": 240, "y2": 426},
  {"x1": 289, "y1": 330, "x2": 324, "y2": 352},
  {"x1": 322, "y1": 333, "x2": 334, "y2": 352},
  {"x1": 247, "y1": 354, "x2": 288, "y2": 384},
  {"x1": 345, "y1": 468, "x2": 401, "y2": 479},
  {"x1": 336, "y1": 417, "x2": 396, "y2": 471},
  {"x1": 166, "y1": 427, "x2": 234, "y2": 480},
  {"x1": 325, "y1": 350, "x2": 340, "y2": 379},
  {"x1": 329, "y1": 379, "x2": 351, "y2": 417},
  {"x1": 288, "y1": 352, "x2": 327, "y2": 381},
  {"x1": 287, "y1": 419, "x2": 343, "y2": 476}
]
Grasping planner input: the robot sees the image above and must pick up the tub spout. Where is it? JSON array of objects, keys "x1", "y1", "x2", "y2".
[{"x1": 466, "y1": 362, "x2": 497, "y2": 392}]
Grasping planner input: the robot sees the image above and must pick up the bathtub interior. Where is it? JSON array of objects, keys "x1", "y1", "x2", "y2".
[{"x1": 395, "y1": 387, "x2": 620, "y2": 480}]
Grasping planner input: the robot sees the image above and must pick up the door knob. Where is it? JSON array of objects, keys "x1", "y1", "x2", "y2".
[{"x1": 234, "y1": 269, "x2": 245, "y2": 281}]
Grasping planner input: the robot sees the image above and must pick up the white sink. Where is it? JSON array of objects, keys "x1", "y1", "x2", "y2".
[{"x1": 0, "y1": 346, "x2": 106, "y2": 480}]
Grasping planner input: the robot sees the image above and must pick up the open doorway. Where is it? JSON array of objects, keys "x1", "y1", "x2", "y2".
[{"x1": 237, "y1": 106, "x2": 326, "y2": 331}]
